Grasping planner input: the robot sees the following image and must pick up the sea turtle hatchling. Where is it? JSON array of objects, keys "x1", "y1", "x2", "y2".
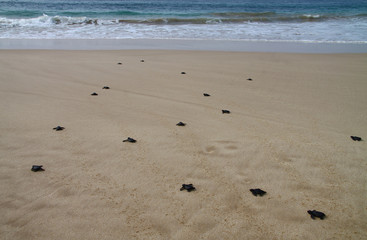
[
  {"x1": 351, "y1": 136, "x2": 362, "y2": 141},
  {"x1": 123, "y1": 137, "x2": 137, "y2": 143},
  {"x1": 31, "y1": 165, "x2": 45, "y2": 172},
  {"x1": 307, "y1": 210, "x2": 326, "y2": 220},
  {"x1": 102, "y1": 86, "x2": 110, "y2": 89},
  {"x1": 176, "y1": 122, "x2": 186, "y2": 126},
  {"x1": 180, "y1": 184, "x2": 196, "y2": 192},
  {"x1": 203, "y1": 93, "x2": 211, "y2": 97},
  {"x1": 91, "y1": 92, "x2": 98, "y2": 96},
  {"x1": 222, "y1": 110, "x2": 231, "y2": 114},
  {"x1": 53, "y1": 126, "x2": 65, "y2": 131},
  {"x1": 250, "y1": 188, "x2": 267, "y2": 197}
]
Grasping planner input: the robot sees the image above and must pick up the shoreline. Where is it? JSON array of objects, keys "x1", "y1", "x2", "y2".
[{"x1": 1, "y1": 38, "x2": 367, "y2": 53}]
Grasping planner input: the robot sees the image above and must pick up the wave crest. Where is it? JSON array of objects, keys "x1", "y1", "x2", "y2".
[{"x1": 1, "y1": 12, "x2": 366, "y2": 28}]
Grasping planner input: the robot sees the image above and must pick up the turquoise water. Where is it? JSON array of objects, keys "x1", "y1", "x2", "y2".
[{"x1": 1, "y1": 0, "x2": 367, "y2": 42}]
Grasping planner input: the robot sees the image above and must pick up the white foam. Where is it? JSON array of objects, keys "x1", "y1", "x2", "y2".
[
  {"x1": 0, "y1": 15, "x2": 366, "y2": 44},
  {"x1": 302, "y1": 14, "x2": 320, "y2": 18}
]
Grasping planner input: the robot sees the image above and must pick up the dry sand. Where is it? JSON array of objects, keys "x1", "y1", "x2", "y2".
[{"x1": 0, "y1": 50, "x2": 366, "y2": 239}]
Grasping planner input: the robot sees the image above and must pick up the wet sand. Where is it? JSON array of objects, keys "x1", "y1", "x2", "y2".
[{"x1": 1, "y1": 39, "x2": 367, "y2": 53}]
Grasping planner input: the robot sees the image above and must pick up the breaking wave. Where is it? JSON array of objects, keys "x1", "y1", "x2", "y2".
[
  {"x1": 0, "y1": 11, "x2": 366, "y2": 43},
  {"x1": 1, "y1": 11, "x2": 366, "y2": 27}
]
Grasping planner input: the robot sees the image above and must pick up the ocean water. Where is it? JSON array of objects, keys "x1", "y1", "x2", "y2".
[{"x1": 0, "y1": 0, "x2": 367, "y2": 43}]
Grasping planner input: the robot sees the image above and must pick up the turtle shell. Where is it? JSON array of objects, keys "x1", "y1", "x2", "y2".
[
  {"x1": 53, "y1": 126, "x2": 65, "y2": 131},
  {"x1": 31, "y1": 165, "x2": 45, "y2": 172},
  {"x1": 180, "y1": 184, "x2": 196, "y2": 192},
  {"x1": 176, "y1": 122, "x2": 186, "y2": 126},
  {"x1": 307, "y1": 210, "x2": 326, "y2": 220},
  {"x1": 351, "y1": 136, "x2": 362, "y2": 141},
  {"x1": 123, "y1": 137, "x2": 137, "y2": 143},
  {"x1": 250, "y1": 188, "x2": 267, "y2": 196}
]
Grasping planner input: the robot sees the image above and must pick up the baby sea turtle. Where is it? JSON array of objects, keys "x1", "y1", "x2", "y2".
[
  {"x1": 117, "y1": 62, "x2": 122, "y2": 65},
  {"x1": 140, "y1": 60, "x2": 145, "y2": 62},
  {"x1": 181, "y1": 72, "x2": 186, "y2": 74},
  {"x1": 91, "y1": 92, "x2": 98, "y2": 96},
  {"x1": 222, "y1": 110, "x2": 231, "y2": 114},
  {"x1": 247, "y1": 78, "x2": 253, "y2": 81},
  {"x1": 180, "y1": 184, "x2": 196, "y2": 192},
  {"x1": 31, "y1": 165, "x2": 45, "y2": 172},
  {"x1": 176, "y1": 122, "x2": 186, "y2": 126},
  {"x1": 351, "y1": 136, "x2": 362, "y2": 141},
  {"x1": 203, "y1": 93, "x2": 211, "y2": 97},
  {"x1": 250, "y1": 188, "x2": 267, "y2": 197},
  {"x1": 102, "y1": 86, "x2": 110, "y2": 89},
  {"x1": 307, "y1": 210, "x2": 326, "y2": 220},
  {"x1": 53, "y1": 126, "x2": 64, "y2": 131},
  {"x1": 123, "y1": 137, "x2": 137, "y2": 143}
]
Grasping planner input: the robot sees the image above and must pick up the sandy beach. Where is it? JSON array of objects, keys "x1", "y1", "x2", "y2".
[{"x1": 0, "y1": 49, "x2": 366, "y2": 239}]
